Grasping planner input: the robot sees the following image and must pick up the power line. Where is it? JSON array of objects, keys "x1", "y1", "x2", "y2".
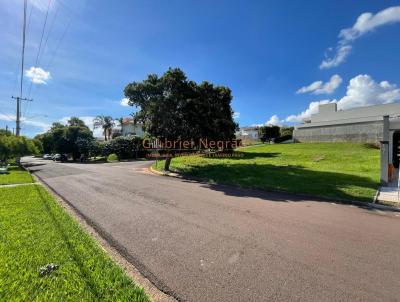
[
  {"x1": 19, "y1": 0, "x2": 27, "y2": 98},
  {"x1": 27, "y1": 0, "x2": 52, "y2": 99}
]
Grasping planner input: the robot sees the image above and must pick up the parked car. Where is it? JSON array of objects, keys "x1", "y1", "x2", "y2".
[
  {"x1": 53, "y1": 154, "x2": 68, "y2": 162},
  {"x1": 43, "y1": 154, "x2": 52, "y2": 160}
]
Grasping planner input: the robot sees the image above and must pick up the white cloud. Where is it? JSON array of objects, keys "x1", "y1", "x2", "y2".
[
  {"x1": 286, "y1": 74, "x2": 400, "y2": 122},
  {"x1": 0, "y1": 113, "x2": 16, "y2": 122},
  {"x1": 320, "y1": 6, "x2": 400, "y2": 69},
  {"x1": 22, "y1": 119, "x2": 51, "y2": 133},
  {"x1": 297, "y1": 74, "x2": 342, "y2": 95},
  {"x1": 285, "y1": 100, "x2": 333, "y2": 122},
  {"x1": 336, "y1": 74, "x2": 400, "y2": 110},
  {"x1": 319, "y1": 45, "x2": 352, "y2": 69},
  {"x1": 0, "y1": 113, "x2": 51, "y2": 133},
  {"x1": 120, "y1": 98, "x2": 130, "y2": 106},
  {"x1": 233, "y1": 112, "x2": 240, "y2": 119},
  {"x1": 266, "y1": 114, "x2": 282, "y2": 126},
  {"x1": 25, "y1": 67, "x2": 51, "y2": 84}
]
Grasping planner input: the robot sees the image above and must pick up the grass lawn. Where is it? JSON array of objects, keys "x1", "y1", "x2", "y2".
[
  {"x1": 0, "y1": 185, "x2": 149, "y2": 301},
  {"x1": 0, "y1": 166, "x2": 33, "y2": 185},
  {"x1": 154, "y1": 143, "x2": 380, "y2": 202}
]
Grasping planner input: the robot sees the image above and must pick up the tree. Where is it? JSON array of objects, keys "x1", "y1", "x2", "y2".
[
  {"x1": 102, "y1": 136, "x2": 143, "y2": 160},
  {"x1": 93, "y1": 115, "x2": 115, "y2": 141},
  {"x1": 259, "y1": 126, "x2": 280, "y2": 143},
  {"x1": 0, "y1": 129, "x2": 12, "y2": 136},
  {"x1": 35, "y1": 119, "x2": 94, "y2": 160},
  {"x1": 280, "y1": 126, "x2": 294, "y2": 137},
  {"x1": 68, "y1": 117, "x2": 89, "y2": 128},
  {"x1": 124, "y1": 68, "x2": 237, "y2": 170},
  {"x1": 0, "y1": 134, "x2": 39, "y2": 163}
]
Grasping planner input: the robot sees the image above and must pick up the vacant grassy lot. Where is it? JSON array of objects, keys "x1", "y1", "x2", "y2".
[
  {"x1": 154, "y1": 143, "x2": 380, "y2": 202},
  {"x1": 0, "y1": 185, "x2": 149, "y2": 301},
  {"x1": 0, "y1": 166, "x2": 33, "y2": 185}
]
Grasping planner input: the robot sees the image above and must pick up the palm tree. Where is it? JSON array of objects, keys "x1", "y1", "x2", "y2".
[{"x1": 93, "y1": 115, "x2": 115, "y2": 141}]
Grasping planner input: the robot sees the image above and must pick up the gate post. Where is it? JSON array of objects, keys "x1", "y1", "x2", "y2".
[{"x1": 380, "y1": 115, "x2": 390, "y2": 185}]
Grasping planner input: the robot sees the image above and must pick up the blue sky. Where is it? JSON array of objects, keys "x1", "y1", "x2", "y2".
[{"x1": 1, "y1": 0, "x2": 400, "y2": 137}]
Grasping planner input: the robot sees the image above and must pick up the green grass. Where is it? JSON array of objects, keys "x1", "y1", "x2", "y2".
[
  {"x1": 0, "y1": 166, "x2": 33, "y2": 185},
  {"x1": 107, "y1": 153, "x2": 119, "y2": 162},
  {"x1": 0, "y1": 185, "x2": 149, "y2": 301},
  {"x1": 154, "y1": 143, "x2": 380, "y2": 202}
]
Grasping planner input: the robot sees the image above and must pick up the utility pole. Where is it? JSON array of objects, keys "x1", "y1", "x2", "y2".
[
  {"x1": 11, "y1": 96, "x2": 32, "y2": 136},
  {"x1": 12, "y1": 0, "x2": 29, "y2": 137}
]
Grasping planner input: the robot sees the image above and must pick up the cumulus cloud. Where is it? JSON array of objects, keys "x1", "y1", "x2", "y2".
[
  {"x1": 285, "y1": 100, "x2": 333, "y2": 122},
  {"x1": 233, "y1": 112, "x2": 240, "y2": 119},
  {"x1": 120, "y1": 98, "x2": 130, "y2": 106},
  {"x1": 336, "y1": 74, "x2": 400, "y2": 110},
  {"x1": 320, "y1": 6, "x2": 400, "y2": 69},
  {"x1": 25, "y1": 67, "x2": 51, "y2": 84},
  {"x1": 296, "y1": 75, "x2": 342, "y2": 95},
  {"x1": 266, "y1": 114, "x2": 282, "y2": 126},
  {"x1": 286, "y1": 74, "x2": 400, "y2": 122}
]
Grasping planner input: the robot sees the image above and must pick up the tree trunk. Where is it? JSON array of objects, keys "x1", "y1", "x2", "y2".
[{"x1": 164, "y1": 156, "x2": 172, "y2": 171}]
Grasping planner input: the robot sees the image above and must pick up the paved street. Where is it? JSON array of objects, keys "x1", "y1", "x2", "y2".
[{"x1": 24, "y1": 157, "x2": 400, "y2": 302}]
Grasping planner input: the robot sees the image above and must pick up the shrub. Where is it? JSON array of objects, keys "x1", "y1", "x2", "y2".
[
  {"x1": 107, "y1": 153, "x2": 119, "y2": 162},
  {"x1": 103, "y1": 136, "x2": 148, "y2": 159}
]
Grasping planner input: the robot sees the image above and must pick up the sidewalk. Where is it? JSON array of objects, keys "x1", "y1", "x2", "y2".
[{"x1": 377, "y1": 169, "x2": 399, "y2": 204}]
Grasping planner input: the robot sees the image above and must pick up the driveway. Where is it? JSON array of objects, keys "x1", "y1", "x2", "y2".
[{"x1": 24, "y1": 157, "x2": 400, "y2": 302}]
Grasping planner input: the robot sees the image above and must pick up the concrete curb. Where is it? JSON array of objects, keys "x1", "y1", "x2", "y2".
[{"x1": 148, "y1": 165, "x2": 400, "y2": 213}]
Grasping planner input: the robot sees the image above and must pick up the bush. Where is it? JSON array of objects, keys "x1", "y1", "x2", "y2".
[
  {"x1": 103, "y1": 136, "x2": 148, "y2": 159},
  {"x1": 0, "y1": 134, "x2": 40, "y2": 162},
  {"x1": 107, "y1": 153, "x2": 119, "y2": 162}
]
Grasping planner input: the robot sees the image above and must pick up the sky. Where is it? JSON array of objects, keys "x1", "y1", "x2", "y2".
[{"x1": 1, "y1": 0, "x2": 400, "y2": 137}]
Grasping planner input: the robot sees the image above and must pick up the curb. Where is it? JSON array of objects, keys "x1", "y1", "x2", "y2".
[{"x1": 148, "y1": 165, "x2": 400, "y2": 213}]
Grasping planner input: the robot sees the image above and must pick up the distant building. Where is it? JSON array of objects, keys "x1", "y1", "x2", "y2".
[
  {"x1": 120, "y1": 117, "x2": 145, "y2": 137},
  {"x1": 293, "y1": 102, "x2": 400, "y2": 184},
  {"x1": 236, "y1": 126, "x2": 260, "y2": 140}
]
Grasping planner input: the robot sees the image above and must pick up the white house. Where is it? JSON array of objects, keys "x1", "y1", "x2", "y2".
[
  {"x1": 120, "y1": 117, "x2": 145, "y2": 137},
  {"x1": 236, "y1": 126, "x2": 259, "y2": 140}
]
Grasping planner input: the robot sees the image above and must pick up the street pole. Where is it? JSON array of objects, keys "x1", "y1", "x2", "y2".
[{"x1": 11, "y1": 96, "x2": 32, "y2": 136}]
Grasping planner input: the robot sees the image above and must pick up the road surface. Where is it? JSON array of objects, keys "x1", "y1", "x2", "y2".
[{"x1": 24, "y1": 157, "x2": 400, "y2": 302}]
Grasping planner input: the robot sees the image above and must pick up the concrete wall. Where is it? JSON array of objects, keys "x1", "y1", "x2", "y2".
[
  {"x1": 293, "y1": 121, "x2": 383, "y2": 143},
  {"x1": 311, "y1": 103, "x2": 400, "y2": 124}
]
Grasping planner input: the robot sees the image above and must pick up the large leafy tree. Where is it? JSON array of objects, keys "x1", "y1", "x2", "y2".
[
  {"x1": 259, "y1": 126, "x2": 281, "y2": 143},
  {"x1": 35, "y1": 117, "x2": 94, "y2": 160},
  {"x1": 93, "y1": 115, "x2": 115, "y2": 141},
  {"x1": 124, "y1": 68, "x2": 237, "y2": 170}
]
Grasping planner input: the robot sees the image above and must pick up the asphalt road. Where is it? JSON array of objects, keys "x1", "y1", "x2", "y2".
[{"x1": 24, "y1": 157, "x2": 400, "y2": 302}]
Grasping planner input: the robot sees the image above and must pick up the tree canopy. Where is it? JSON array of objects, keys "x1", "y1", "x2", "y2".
[
  {"x1": 124, "y1": 68, "x2": 237, "y2": 143},
  {"x1": 258, "y1": 126, "x2": 281, "y2": 143},
  {"x1": 124, "y1": 68, "x2": 237, "y2": 170},
  {"x1": 35, "y1": 117, "x2": 94, "y2": 160},
  {"x1": 0, "y1": 132, "x2": 40, "y2": 163}
]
